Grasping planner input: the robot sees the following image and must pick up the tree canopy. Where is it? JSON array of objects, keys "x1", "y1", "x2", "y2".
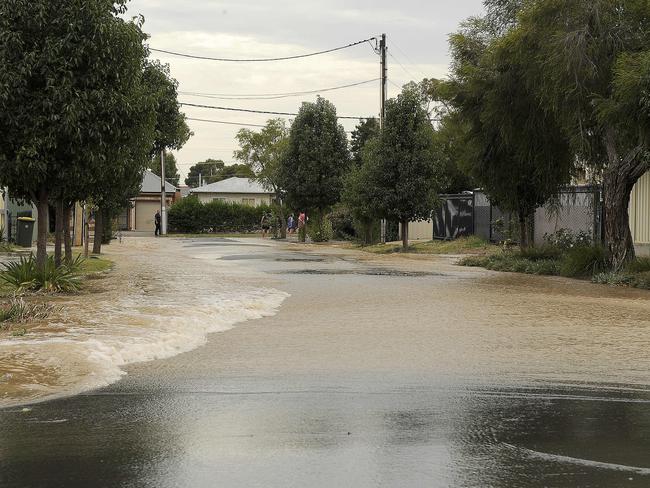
[
  {"x1": 149, "y1": 153, "x2": 181, "y2": 186},
  {"x1": 279, "y1": 97, "x2": 350, "y2": 215}
]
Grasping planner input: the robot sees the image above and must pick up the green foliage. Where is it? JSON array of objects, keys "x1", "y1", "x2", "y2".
[
  {"x1": 307, "y1": 213, "x2": 333, "y2": 243},
  {"x1": 185, "y1": 159, "x2": 224, "y2": 187},
  {"x1": 279, "y1": 97, "x2": 350, "y2": 215},
  {"x1": 593, "y1": 270, "x2": 650, "y2": 290},
  {"x1": 558, "y1": 246, "x2": 607, "y2": 278},
  {"x1": 624, "y1": 257, "x2": 650, "y2": 274},
  {"x1": 350, "y1": 118, "x2": 380, "y2": 167},
  {"x1": 519, "y1": 245, "x2": 563, "y2": 262},
  {"x1": 543, "y1": 229, "x2": 593, "y2": 251},
  {"x1": 0, "y1": 255, "x2": 82, "y2": 293},
  {"x1": 345, "y1": 86, "x2": 440, "y2": 249},
  {"x1": 234, "y1": 118, "x2": 288, "y2": 195},
  {"x1": 329, "y1": 205, "x2": 356, "y2": 240},
  {"x1": 0, "y1": 297, "x2": 54, "y2": 325},
  {"x1": 168, "y1": 196, "x2": 271, "y2": 234},
  {"x1": 149, "y1": 153, "x2": 181, "y2": 187},
  {"x1": 459, "y1": 253, "x2": 560, "y2": 275},
  {"x1": 204, "y1": 164, "x2": 255, "y2": 185}
]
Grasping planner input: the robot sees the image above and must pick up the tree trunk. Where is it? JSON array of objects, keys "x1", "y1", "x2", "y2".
[
  {"x1": 518, "y1": 215, "x2": 528, "y2": 251},
  {"x1": 603, "y1": 170, "x2": 636, "y2": 270},
  {"x1": 36, "y1": 188, "x2": 49, "y2": 272},
  {"x1": 93, "y1": 208, "x2": 103, "y2": 255},
  {"x1": 64, "y1": 204, "x2": 73, "y2": 264},
  {"x1": 278, "y1": 205, "x2": 287, "y2": 239},
  {"x1": 54, "y1": 199, "x2": 64, "y2": 267},
  {"x1": 401, "y1": 218, "x2": 409, "y2": 249}
]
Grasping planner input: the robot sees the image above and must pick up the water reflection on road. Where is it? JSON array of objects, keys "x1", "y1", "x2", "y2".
[{"x1": 1, "y1": 237, "x2": 649, "y2": 487}]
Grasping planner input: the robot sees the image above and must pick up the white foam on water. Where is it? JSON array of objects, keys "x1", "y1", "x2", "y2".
[
  {"x1": 503, "y1": 443, "x2": 650, "y2": 475},
  {"x1": 0, "y1": 240, "x2": 289, "y2": 405}
]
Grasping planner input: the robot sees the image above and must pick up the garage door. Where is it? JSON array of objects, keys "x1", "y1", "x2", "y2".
[{"x1": 135, "y1": 201, "x2": 160, "y2": 231}]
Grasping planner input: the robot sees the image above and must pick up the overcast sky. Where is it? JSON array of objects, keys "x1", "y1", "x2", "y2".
[{"x1": 126, "y1": 0, "x2": 485, "y2": 183}]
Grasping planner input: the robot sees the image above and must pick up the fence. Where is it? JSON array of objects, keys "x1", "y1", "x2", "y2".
[
  {"x1": 434, "y1": 186, "x2": 602, "y2": 245},
  {"x1": 0, "y1": 208, "x2": 7, "y2": 241}
]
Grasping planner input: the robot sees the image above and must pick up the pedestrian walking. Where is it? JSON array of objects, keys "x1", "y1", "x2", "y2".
[{"x1": 154, "y1": 210, "x2": 161, "y2": 236}]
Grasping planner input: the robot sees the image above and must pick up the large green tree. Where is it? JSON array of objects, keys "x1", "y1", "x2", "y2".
[
  {"x1": 279, "y1": 97, "x2": 350, "y2": 237},
  {"x1": 149, "y1": 152, "x2": 181, "y2": 186},
  {"x1": 185, "y1": 159, "x2": 225, "y2": 187},
  {"x1": 350, "y1": 118, "x2": 379, "y2": 167},
  {"x1": 444, "y1": 10, "x2": 574, "y2": 248},
  {"x1": 360, "y1": 87, "x2": 440, "y2": 249},
  {"x1": 234, "y1": 119, "x2": 289, "y2": 237},
  {"x1": 0, "y1": 0, "x2": 151, "y2": 269},
  {"x1": 503, "y1": 0, "x2": 650, "y2": 267}
]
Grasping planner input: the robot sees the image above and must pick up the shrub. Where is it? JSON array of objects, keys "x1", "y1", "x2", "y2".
[
  {"x1": 168, "y1": 196, "x2": 272, "y2": 234},
  {"x1": 624, "y1": 257, "x2": 650, "y2": 274},
  {"x1": 543, "y1": 228, "x2": 593, "y2": 250},
  {"x1": 329, "y1": 205, "x2": 356, "y2": 240},
  {"x1": 0, "y1": 255, "x2": 82, "y2": 293},
  {"x1": 308, "y1": 214, "x2": 333, "y2": 242},
  {"x1": 0, "y1": 297, "x2": 55, "y2": 325},
  {"x1": 559, "y1": 245, "x2": 606, "y2": 278},
  {"x1": 519, "y1": 245, "x2": 563, "y2": 261}
]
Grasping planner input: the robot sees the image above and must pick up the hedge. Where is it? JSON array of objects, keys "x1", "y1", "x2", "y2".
[{"x1": 168, "y1": 196, "x2": 272, "y2": 233}]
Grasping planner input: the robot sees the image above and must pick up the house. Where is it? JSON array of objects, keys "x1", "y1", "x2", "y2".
[
  {"x1": 120, "y1": 170, "x2": 180, "y2": 231},
  {"x1": 189, "y1": 177, "x2": 274, "y2": 206},
  {"x1": 630, "y1": 172, "x2": 650, "y2": 256}
]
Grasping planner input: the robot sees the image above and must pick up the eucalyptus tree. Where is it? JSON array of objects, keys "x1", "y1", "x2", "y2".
[
  {"x1": 234, "y1": 119, "x2": 289, "y2": 237},
  {"x1": 444, "y1": 12, "x2": 574, "y2": 248},
  {"x1": 504, "y1": 0, "x2": 650, "y2": 267}
]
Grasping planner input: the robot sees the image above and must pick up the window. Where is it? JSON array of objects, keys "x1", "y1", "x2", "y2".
[
  {"x1": 212, "y1": 197, "x2": 226, "y2": 203},
  {"x1": 242, "y1": 198, "x2": 255, "y2": 206}
]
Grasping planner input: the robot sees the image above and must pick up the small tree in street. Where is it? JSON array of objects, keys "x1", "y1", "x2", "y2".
[
  {"x1": 234, "y1": 119, "x2": 289, "y2": 238},
  {"x1": 362, "y1": 87, "x2": 439, "y2": 249},
  {"x1": 279, "y1": 97, "x2": 350, "y2": 241}
]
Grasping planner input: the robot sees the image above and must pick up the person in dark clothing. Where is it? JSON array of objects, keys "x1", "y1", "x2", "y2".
[{"x1": 154, "y1": 211, "x2": 161, "y2": 236}]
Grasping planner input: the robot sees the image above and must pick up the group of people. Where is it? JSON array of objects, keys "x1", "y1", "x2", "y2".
[{"x1": 260, "y1": 211, "x2": 305, "y2": 239}]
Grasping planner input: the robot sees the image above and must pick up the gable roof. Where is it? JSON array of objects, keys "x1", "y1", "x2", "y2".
[
  {"x1": 190, "y1": 177, "x2": 273, "y2": 195},
  {"x1": 141, "y1": 170, "x2": 177, "y2": 193}
]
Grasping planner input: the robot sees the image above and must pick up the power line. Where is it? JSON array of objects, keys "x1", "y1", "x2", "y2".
[
  {"x1": 179, "y1": 78, "x2": 380, "y2": 101},
  {"x1": 180, "y1": 102, "x2": 376, "y2": 120},
  {"x1": 388, "y1": 51, "x2": 418, "y2": 82},
  {"x1": 187, "y1": 117, "x2": 266, "y2": 128},
  {"x1": 390, "y1": 39, "x2": 430, "y2": 79},
  {"x1": 150, "y1": 37, "x2": 377, "y2": 62}
]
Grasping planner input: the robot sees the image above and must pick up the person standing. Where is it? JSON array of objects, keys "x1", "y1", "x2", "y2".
[
  {"x1": 287, "y1": 214, "x2": 295, "y2": 235},
  {"x1": 154, "y1": 210, "x2": 161, "y2": 236},
  {"x1": 260, "y1": 212, "x2": 270, "y2": 238}
]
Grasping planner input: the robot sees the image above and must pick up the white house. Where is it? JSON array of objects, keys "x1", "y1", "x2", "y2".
[{"x1": 190, "y1": 177, "x2": 274, "y2": 206}]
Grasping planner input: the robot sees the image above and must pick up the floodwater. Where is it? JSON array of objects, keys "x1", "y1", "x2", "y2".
[{"x1": 1, "y1": 237, "x2": 650, "y2": 487}]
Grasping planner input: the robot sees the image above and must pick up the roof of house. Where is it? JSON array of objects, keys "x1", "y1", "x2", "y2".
[
  {"x1": 190, "y1": 177, "x2": 273, "y2": 195},
  {"x1": 141, "y1": 170, "x2": 177, "y2": 193}
]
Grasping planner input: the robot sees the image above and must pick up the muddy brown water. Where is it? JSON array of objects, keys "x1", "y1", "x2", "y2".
[{"x1": 1, "y1": 237, "x2": 649, "y2": 487}]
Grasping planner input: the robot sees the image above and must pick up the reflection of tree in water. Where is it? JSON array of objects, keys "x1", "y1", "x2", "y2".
[
  {"x1": 0, "y1": 392, "x2": 183, "y2": 488},
  {"x1": 446, "y1": 387, "x2": 650, "y2": 488}
]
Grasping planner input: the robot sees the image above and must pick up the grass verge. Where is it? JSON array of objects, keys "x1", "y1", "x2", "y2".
[
  {"x1": 460, "y1": 246, "x2": 650, "y2": 290},
  {"x1": 353, "y1": 236, "x2": 498, "y2": 255}
]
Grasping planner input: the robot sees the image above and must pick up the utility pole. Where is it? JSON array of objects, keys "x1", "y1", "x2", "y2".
[
  {"x1": 160, "y1": 149, "x2": 167, "y2": 235},
  {"x1": 379, "y1": 33, "x2": 388, "y2": 243}
]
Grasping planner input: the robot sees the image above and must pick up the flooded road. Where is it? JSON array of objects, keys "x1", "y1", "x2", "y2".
[{"x1": 1, "y1": 237, "x2": 649, "y2": 487}]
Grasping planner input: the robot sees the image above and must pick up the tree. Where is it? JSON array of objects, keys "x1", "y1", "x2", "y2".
[
  {"x1": 91, "y1": 60, "x2": 190, "y2": 254},
  {"x1": 0, "y1": 0, "x2": 150, "y2": 270},
  {"x1": 185, "y1": 159, "x2": 225, "y2": 187},
  {"x1": 361, "y1": 87, "x2": 440, "y2": 249},
  {"x1": 279, "y1": 97, "x2": 350, "y2": 239},
  {"x1": 502, "y1": 0, "x2": 650, "y2": 267},
  {"x1": 207, "y1": 164, "x2": 255, "y2": 184},
  {"x1": 350, "y1": 118, "x2": 379, "y2": 167},
  {"x1": 234, "y1": 119, "x2": 289, "y2": 237},
  {"x1": 149, "y1": 153, "x2": 180, "y2": 187},
  {"x1": 443, "y1": 11, "x2": 574, "y2": 249}
]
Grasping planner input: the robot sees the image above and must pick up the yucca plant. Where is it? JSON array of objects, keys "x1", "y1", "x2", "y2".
[{"x1": 0, "y1": 255, "x2": 82, "y2": 293}]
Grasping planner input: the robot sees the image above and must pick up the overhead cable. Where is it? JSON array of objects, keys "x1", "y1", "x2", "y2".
[
  {"x1": 186, "y1": 117, "x2": 266, "y2": 128},
  {"x1": 150, "y1": 37, "x2": 377, "y2": 62},
  {"x1": 181, "y1": 102, "x2": 376, "y2": 120},
  {"x1": 179, "y1": 78, "x2": 380, "y2": 100}
]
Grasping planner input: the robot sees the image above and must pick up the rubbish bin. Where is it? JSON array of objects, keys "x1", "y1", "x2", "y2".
[{"x1": 16, "y1": 217, "x2": 35, "y2": 247}]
